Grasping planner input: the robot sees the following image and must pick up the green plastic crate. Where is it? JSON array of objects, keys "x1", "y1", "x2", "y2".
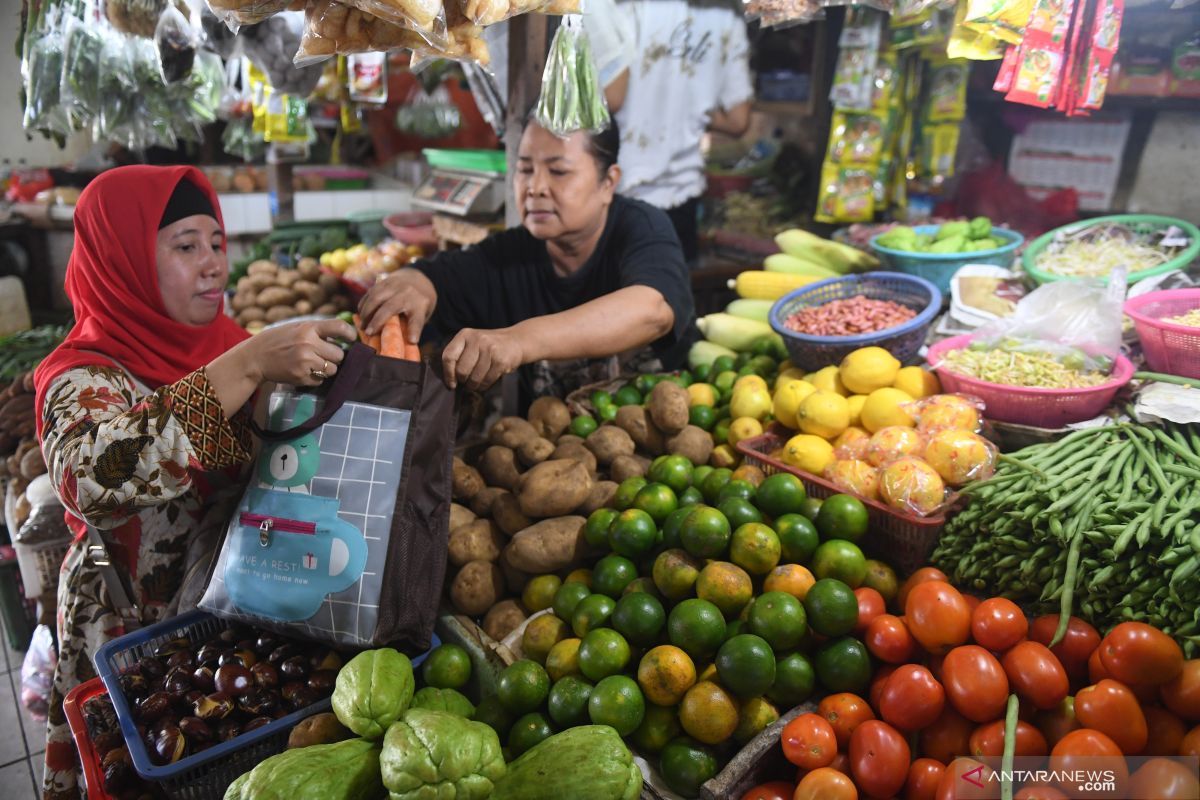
[
  {"x1": 1023, "y1": 214, "x2": 1200, "y2": 285},
  {"x1": 422, "y1": 149, "x2": 507, "y2": 174}
]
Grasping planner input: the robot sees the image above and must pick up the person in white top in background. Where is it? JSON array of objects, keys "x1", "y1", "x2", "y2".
[{"x1": 592, "y1": 0, "x2": 755, "y2": 267}]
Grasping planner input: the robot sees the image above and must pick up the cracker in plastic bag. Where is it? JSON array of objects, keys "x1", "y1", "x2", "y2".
[
  {"x1": 866, "y1": 426, "x2": 928, "y2": 468},
  {"x1": 462, "y1": 0, "x2": 553, "y2": 27},
  {"x1": 923, "y1": 429, "x2": 997, "y2": 487},
  {"x1": 910, "y1": 394, "x2": 985, "y2": 434},
  {"x1": 205, "y1": 0, "x2": 295, "y2": 30},
  {"x1": 824, "y1": 458, "x2": 881, "y2": 501},
  {"x1": 297, "y1": 0, "x2": 487, "y2": 64},
  {"x1": 878, "y1": 456, "x2": 947, "y2": 516}
]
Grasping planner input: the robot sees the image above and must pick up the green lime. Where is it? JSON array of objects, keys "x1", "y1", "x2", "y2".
[
  {"x1": 588, "y1": 675, "x2": 645, "y2": 736},
  {"x1": 522, "y1": 574, "x2": 562, "y2": 612},
  {"x1": 715, "y1": 634, "x2": 776, "y2": 698},
  {"x1": 693, "y1": 363, "x2": 711, "y2": 382},
  {"x1": 678, "y1": 506, "x2": 732, "y2": 560},
  {"x1": 718, "y1": 497, "x2": 763, "y2": 530},
  {"x1": 749, "y1": 335, "x2": 777, "y2": 358},
  {"x1": 584, "y1": 508, "x2": 619, "y2": 549},
  {"x1": 623, "y1": 576, "x2": 661, "y2": 599},
  {"x1": 755, "y1": 473, "x2": 808, "y2": 519},
  {"x1": 799, "y1": 497, "x2": 823, "y2": 521},
  {"x1": 714, "y1": 370, "x2": 738, "y2": 398},
  {"x1": 652, "y1": 548, "x2": 703, "y2": 601},
  {"x1": 608, "y1": 509, "x2": 658, "y2": 559},
  {"x1": 660, "y1": 738, "x2": 719, "y2": 798},
  {"x1": 803, "y1": 577, "x2": 859, "y2": 638},
  {"x1": 700, "y1": 468, "x2": 734, "y2": 504},
  {"x1": 612, "y1": 476, "x2": 648, "y2": 511},
  {"x1": 612, "y1": 591, "x2": 666, "y2": 646},
  {"x1": 814, "y1": 637, "x2": 872, "y2": 694},
  {"x1": 547, "y1": 675, "x2": 593, "y2": 728},
  {"x1": 648, "y1": 455, "x2": 694, "y2": 495},
  {"x1": 768, "y1": 652, "x2": 816, "y2": 707},
  {"x1": 472, "y1": 695, "x2": 515, "y2": 739},
  {"x1": 747, "y1": 355, "x2": 777, "y2": 377},
  {"x1": 691, "y1": 465, "x2": 714, "y2": 487},
  {"x1": 714, "y1": 403, "x2": 732, "y2": 422},
  {"x1": 815, "y1": 494, "x2": 869, "y2": 543},
  {"x1": 614, "y1": 385, "x2": 643, "y2": 407},
  {"x1": 508, "y1": 711, "x2": 555, "y2": 757},
  {"x1": 717, "y1": 479, "x2": 757, "y2": 506},
  {"x1": 636, "y1": 373, "x2": 664, "y2": 396},
  {"x1": 729, "y1": 523, "x2": 782, "y2": 576},
  {"x1": 810, "y1": 539, "x2": 867, "y2": 587},
  {"x1": 689, "y1": 405, "x2": 716, "y2": 431},
  {"x1": 496, "y1": 659, "x2": 551, "y2": 715},
  {"x1": 712, "y1": 355, "x2": 737, "y2": 375},
  {"x1": 598, "y1": 403, "x2": 619, "y2": 423},
  {"x1": 590, "y1": 390, "x2": 614, "y2": 409},
  {"x1": 578, "y1": 628, "x2": 632, "y2": 681},
  {"x1": 746, "y1": 591, "x2": 806, "y2": 652},
  {"x1": 421, "y1": 643, "x2": 472, "y2": 690},
  {"x1": 570, "y1": 415, "x2": 599, "y2": 438},
  {"x1": 773, "y1": 513, "x2": 820, "y2": 564},
  {"x1": 571, "y1": 593, "x2": 616, "y2": 637},
  {"x1": 591, "y1": 554, "x2": 639, "y2": 598},
  {"x1": 667, "y1": 598, "x2": 727, "y2": 661},
  {"x1": 723, "y1": 619, "x2": 745, "y2": 640},
  {"x1": 678, "y1": 487, "x2": 704, "y2": 507},
  {"x1": 712, "y1": 419, "x2": 732, "y2": 449},
  {"x1": 552, "y1": 581, "x2": 592, "y2": 621},
  {"x1": 633, "y1": 483, "x2": 679, "y2": 525},
  {"x1": 631, "y1": 704, "x2": 682, "y2": 755}
]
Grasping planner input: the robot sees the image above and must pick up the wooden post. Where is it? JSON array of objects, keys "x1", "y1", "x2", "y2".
[{"x1": 504, "y1": 14, "x2": 550, "y2": 228}]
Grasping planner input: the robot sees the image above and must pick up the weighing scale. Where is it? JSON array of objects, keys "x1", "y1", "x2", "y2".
[{"x1": 411, "y1": 167, "x2": 506, "y2": 216}]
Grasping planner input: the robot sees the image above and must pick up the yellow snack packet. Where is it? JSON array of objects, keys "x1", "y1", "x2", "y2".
[
  {"x1": 962, "y1": 0, "x2": 1035, "y2": 45},
  {"x1": 947, "y1": 0, "x2": 1007, "y2": 60},
  {"x1": 815, "y1": 161, "x2": 877, "y2": 223}
]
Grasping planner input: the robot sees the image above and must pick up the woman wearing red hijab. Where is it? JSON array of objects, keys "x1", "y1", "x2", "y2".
[{"x1": 33, "y1": 165, "x2": 355, "y2": 799}]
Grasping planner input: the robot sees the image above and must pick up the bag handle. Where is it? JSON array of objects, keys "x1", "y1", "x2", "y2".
[
  {"x1": 250, "y1": 342, "x2": 376, "y2": 443},
  {"x1": 86, "y1": 527, "x2": 141, "y2": 632}
]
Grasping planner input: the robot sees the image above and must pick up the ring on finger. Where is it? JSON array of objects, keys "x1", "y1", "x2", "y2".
[{"x1": 310, "y1": 368, "x2": 328, "y2": 380}]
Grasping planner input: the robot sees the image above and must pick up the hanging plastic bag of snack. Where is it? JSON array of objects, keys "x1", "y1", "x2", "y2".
[
  {"x1": 297, "y1": 0, "x2": 488, "y2": 65},
  {"x1": 461, "y1": 0, "x2": 552, "y2": 27},
  {"x1": 962, "y1": 0, "x2": 1035, "y2": 45},
  {"x1": 535, "y1": 15, "x2": 610, "y2": 136},
  {"x1": 155, "y1": 5, "x2": 198, "y2": 83}
]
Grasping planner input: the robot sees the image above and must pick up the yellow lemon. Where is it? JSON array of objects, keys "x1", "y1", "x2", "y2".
[
  {"x1": 319, "y1": 252, "x2": 333, "y2": 267},
  {"x1": 710, "y1": 444, "x2": 739, "y2": 469},
  {"x1": 772, "y1": 379, "x2": 817, "y2": 429},
  {"x1": 806, "y1": 365, "x2": 849, "y2": 397},
  {"x1": 917, "y1": 394, "x2": 982, "y2": 433},
  {"x1": 688, "y1": 383, "x2": 718, "y2": 408},
  {"x1": 879, "y1": 457, "x2": 947, "y2": 516},
  {"x1": 840, "y1": 347, "x2": 902, "y2": 395},
  {"x1": 730, "y1": 386, "x2": 772, "y2": 421},
  {"x1": 797, "y1": 390, "x2": 850, "y2": 440},
  {"x1": 860, "y1": 387, "x2": 916, "y2": 433},
  {"x1": 545, "y1": 638, "x2": 582, "y2": 681},
  {"x1": 728, "y1": 417, "x2": 764, "y2": 446},
  {"x1": 781, "y1": 434, "x2": 835, "y2": 475},
  {"x1": 924, "y1": 429, "x2": 997, "y2": 486},
  {"x1": 775, "y1": 367, "x2": 805, "y2": 388},
  {"x1": 825, "y1": 458, "x2": 881, "y2": 500},
  {"x1": 735, "y1": 374, "x2": 769, "y2": 393},
  {"x1": 893, "y1": 366, "x2": 941, "y2": 399},
  {"x1": 847, "y1": 394, "x2": 867, "y2": 427}
]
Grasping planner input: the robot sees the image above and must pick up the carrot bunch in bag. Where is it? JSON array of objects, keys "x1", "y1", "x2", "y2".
[{"x1": 354, "y1": 314, "x2": 420, "y2": 360}]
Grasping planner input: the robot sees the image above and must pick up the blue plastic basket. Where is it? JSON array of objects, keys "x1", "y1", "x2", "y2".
[
  {"x1": 869, "y1": 226, "x2": 1024, "y2": 294},
  {"x1": 769, "y1": 272, "x2": 942, "y2": 371},
  {"x1": 94, "y1": 610, "x2": 436, "y2": 800}
]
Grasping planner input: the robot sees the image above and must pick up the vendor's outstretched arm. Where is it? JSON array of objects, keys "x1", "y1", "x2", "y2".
[{"x1": 443, "y1": 286, "x2": 674, "y2": 390}]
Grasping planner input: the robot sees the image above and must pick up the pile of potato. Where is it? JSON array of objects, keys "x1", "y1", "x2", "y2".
[
  {"x1": 447, "y1": 383, "x2": 715, "y2": 641},
  {"x1": 229, "y1": 258, "x2": 353, "y2": 333},
  {"x1": 0, "y1": 372, "x2": 48, "y2": 533}
]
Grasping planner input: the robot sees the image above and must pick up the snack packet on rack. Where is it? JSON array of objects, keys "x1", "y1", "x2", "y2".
[
  {"x1": 1005, "y1": 0, "x2": 1077, "y2": 108},
  {"x1": 946, "y1": 0, "x2": 1005, "y2": 60},
  {"x1": 815, "y1": 163, "x2": 876, "y2": 223},
  {"x1": 828, "y1": 111, "x2": 890, "y2": 164},
  {"x1": 347, "y1": 52, "x2": 388, "y2": 103},
  {"x1": 297, "y1": 0, "x2": 489, "y2": 64},
  {"x1": 925, "y1": 59, "x2": 968, "y2": 120},
  {"x1": 962, "y1": 0, "x2": 1035, "y2": 45},
  {"x1": 1079, "y1": 0, "x2": 1123, "y2": 110}
]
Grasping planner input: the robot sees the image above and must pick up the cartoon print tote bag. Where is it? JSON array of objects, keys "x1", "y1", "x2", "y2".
[{"x1": 200, "y1": 343, "x2": 455, "y2": 651}]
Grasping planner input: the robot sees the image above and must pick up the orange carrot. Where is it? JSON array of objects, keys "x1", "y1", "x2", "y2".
[
  {"x1": 367, "y1": 334, "x2": 382, "y2": 352},
  {"x1": 352, "y1": 314, "x2": 369, "y2": 344},
  {"x1": 404, "y1": 341, "x2": 421, "y2": 361},
  {"x1": 380, "y1": 316, "x2": 405, "y2": 358}
]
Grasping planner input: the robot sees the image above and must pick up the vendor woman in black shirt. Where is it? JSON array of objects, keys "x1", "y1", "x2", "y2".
[{"x1": 357, "y1": 117, "x2": 697, "y2": 404}]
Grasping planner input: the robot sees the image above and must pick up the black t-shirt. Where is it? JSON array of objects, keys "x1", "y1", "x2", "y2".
[{"x1": 415, "y1": 195, "x2": 698, "y2": 393}]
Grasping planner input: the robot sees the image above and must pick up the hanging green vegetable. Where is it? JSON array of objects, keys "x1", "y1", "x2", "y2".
[{"x1": 534, "y1": 16, "x2": 610, "y2": 136}]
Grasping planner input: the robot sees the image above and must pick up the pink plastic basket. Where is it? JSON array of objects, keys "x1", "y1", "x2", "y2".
[
  {"x1": 1124, "y1": 289, "x2": 1200, "y2": 379},
  {"x1": 926, "y1": 334, "x2": 1134, "y2": 426}
]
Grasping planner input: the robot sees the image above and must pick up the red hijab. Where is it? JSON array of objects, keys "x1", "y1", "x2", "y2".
[{"x1": 34, "y1": 166, "x2": 249, "y2": 437}]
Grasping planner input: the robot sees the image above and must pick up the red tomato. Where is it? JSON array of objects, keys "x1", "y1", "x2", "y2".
[
  {"x1": 1087, "y1": 648, "x2": 1109, "y2": 684},
  {"x1": 1161, "y1": 659, "x2": 1200, "y2": 722},
  {"x1": 1001, "y1": 641, "x2": 1070, "y2": 710},
  {"x1": 919, "y1": 706, "x2": 974, "y2": 764},
  {"x1": 1035, "y1": 698, "x2": 1081, "y2": 750},
  {"x1": 827, "y1": 751, "x2": 852, "y2": 776},
  {"x1": 961, "y1": 594, "x2": 982, "y2": 615},
  {"x1": 927, "y1": 652, "x2": 946, "y2": 683},
  {"x1": 1099, "y1": 622, "x2": 1184, "y2": 686},
  {"x1": 905, "y1": 582, "x2": 972, "y2": 656},
  {"x1": 935, "y1": 758, "x2": 993, "y2": 800},
  {"x1": 1028, "y1": 615, "x2": 1101, "y2": 684},
  {"x1": 1142, "y1": 706, "x2": 1186, "y2": 756},
  {"x1": 740, "y1": 781, "x2": 795, "y2": 800},
  {"x1": 870, "y1": 664, "x2": 899, "y2": 711},
  {"x1": 794, "y1": 767, "x2": 857, "y2": 800},
  {"x1": 782, "y1": 713, "x2": 838, "y2": 771},
  {"x1": 897, "y1": 567, "x2": 950, "y2": 611},
  {"x1": 968, "y1": 719, "x2": 1048, "y2": 757},
  {"x1": 850, "y1": 720, "x2": 911, "y2": 799},
  {"x1": 865, "y1": 614, "x2": 916, "y2": 664},
  {"x1": 819, "y1": 693, "x2": 876, "y2": 749},
  {"x1": 879, "y1": 664, "x2": 945, "y2": 732},
  {"x1": 970, "y1": 598, "x2": 1027, "y2": 652},
  {"x1": 1181, "y1": 725, "x2": 1200, "y2": 757},
  {"x1": 854, "y1": 587, "x2": 886, "y2": 635},
  {"x1": 1129, "y1": 758, "x2": 1200, "y2": 800},
  {"x1": 1074, "y1": 679, "x2": 1148, "y2": 755},
  {"x1": 1014, "y1": 783, "x2": 1068, "y2": 800},
  {"x1": 904, "y1": 758, "x2": 945, "y2": 800},
  {"x1": 941, "y1": 645, "x2": 1010, "y2": 722},
  {"x1": 1049, "y1": 729, "x2": 1129, "y2": 797}
]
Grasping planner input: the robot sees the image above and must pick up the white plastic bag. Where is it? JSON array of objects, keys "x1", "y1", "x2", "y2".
[{"x1": 20, "y1": 625, "x2": 56, "y2": 722}]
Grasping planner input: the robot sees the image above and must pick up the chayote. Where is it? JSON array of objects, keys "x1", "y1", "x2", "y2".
[
  {"x1": 935, "y1": 220, "x2": 970, "y2": 242},
  {"x1": 333, "y1": 648, "x2": 415, "y2": 740},
  {"x1": 223, "y1": 738, "x2": 384, "y2": 800},
  {"x1": 380, "y1": 708, "x2": 506, "y2": 800},
  {"x1": 876, "y1": 226, "x2": 918, "y2": 252},
  {"x1": 968, "y1": 215, "x2": 993, "y2": 239},
  {"x1": 929, "y1": 235, "x2": 966, "y2": 254},
  {"x1": 490, "y1": 725, "x2": 642, "y2": 800},
  {"x1": 410, "y1": 687, "x2": 475, "y2": 718}
]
